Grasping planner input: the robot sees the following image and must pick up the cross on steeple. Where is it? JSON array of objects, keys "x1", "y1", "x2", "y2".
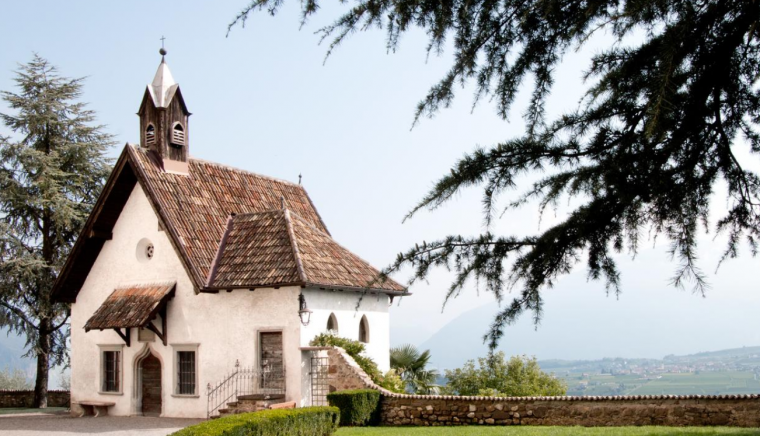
[
  {"x1": 160, "y1": 36, "x2": 166, "y2": 49},
  {"x1": 159, "y1": 36, "x2": 167, "y2": 58}
]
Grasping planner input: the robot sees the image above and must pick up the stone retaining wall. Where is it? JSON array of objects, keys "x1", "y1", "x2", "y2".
[
  {"x1": 0, "y1": 390, "x2": 70, "y2": 408},
  {"x1": 322, "y1": 346, "x2": 760, "y2": 427},
  {"x1": 380, "y1": 394, "x2": 760, "y2": 427}
]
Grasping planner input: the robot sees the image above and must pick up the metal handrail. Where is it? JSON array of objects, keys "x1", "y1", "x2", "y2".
[{"x1": 207, "y1": 360, "x2": 286, "y2": 418}]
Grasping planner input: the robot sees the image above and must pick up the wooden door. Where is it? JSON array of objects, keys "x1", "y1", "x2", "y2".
[
  {"x1": 260, "y1": 332, "x2": 284, "y2": 390},
  {"x1": 141, "y1": 354, "x2": 162, "y2": 416}
]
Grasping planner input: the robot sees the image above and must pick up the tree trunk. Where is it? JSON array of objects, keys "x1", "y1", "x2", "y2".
[{"x1": 33, "y1": 322, "x2": 51, "y2": 408}]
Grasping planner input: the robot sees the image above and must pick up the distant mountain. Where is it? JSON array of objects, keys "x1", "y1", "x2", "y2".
[
  {"x1": 0, "y1": 328, "x2": 69, "y2": 389},
  {"x1": 419, "y1": 294, "x2": 760, "y2": 371},
  {"x1": 0, "y1": 329, "x2": 31, "y2": 371}
]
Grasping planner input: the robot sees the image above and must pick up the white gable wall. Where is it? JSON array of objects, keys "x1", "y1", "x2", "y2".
[
  {"x1": 299, "y1": 288, "x2": 391, "y2": 373},
  {"x1": 70, "y1": 184, "x2": 304, "y2": 418}
]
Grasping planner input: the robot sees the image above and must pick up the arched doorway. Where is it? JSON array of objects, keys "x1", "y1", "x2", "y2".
[{"x1": 139, "y1": 353, "x2": 162, "y2": 416}]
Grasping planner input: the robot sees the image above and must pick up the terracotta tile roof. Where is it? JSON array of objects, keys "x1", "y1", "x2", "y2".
[
  {"x1": 84, "y1": 282, "x2": 175, "y2": 331},
  {"x1": 288, "y1": 212, "x2": 406, "y2": 292},
  {"x1": 52, "y1": 145, "x2": 406, "y2": 301},
  {"x1": 128, "y1": 146, "x2": 330, "y2": 289},
  {"x1": 210, "y1": 211, "x2": 301, "y2": 288},
  {"x1": 207, "y1": 209, "x2": 405, "y2": 292}
]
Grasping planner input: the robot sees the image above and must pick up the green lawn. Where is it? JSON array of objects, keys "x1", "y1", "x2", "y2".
[
  {"x1": 0, "y1": 407, "x2": 67, "y2": 415},
  {"x1": 336, "y1": 427, "x2": 760, "y2": 436}
]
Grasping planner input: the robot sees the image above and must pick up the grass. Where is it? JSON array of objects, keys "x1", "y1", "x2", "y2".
[
  {"x1": 335, "y1": 427, "x2": 760, "y2": 435},
  {"x1": 0, "y1": 407, "x2": 67, "y2": 415}
]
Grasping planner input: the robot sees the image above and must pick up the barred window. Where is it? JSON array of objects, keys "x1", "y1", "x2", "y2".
[
  {"x1": 177, "y1": 351, "x2": 196, "y2": 395},
  {"x1": 102, "y1": 351, "x2": 120, "y2": 392}
]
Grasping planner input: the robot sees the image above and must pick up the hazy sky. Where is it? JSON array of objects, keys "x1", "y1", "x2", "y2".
[{"x1": 2, "y1": 1, "x2": 757, "y2": 360}]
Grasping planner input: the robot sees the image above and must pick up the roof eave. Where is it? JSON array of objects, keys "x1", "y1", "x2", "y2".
[
  {"x1": 200, "y1": 281, "x2": 409, "y2": 296},
  {"x1": 51, "y1": 147, "x2": 134, "y2": 303}
]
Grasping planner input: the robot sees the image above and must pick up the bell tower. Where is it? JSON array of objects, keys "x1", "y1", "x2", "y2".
[{"x1": 138, "y1": 47, "x2": 191, "y2": 174}]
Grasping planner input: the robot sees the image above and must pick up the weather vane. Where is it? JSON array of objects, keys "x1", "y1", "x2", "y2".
[{"x1": 160, "y1": 36, "x2": 167, "y2": 57}]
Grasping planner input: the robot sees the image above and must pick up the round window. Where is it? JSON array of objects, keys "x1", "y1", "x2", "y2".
[{"x1": 136, "y1": 238, "x2": 155, "y2": 263}]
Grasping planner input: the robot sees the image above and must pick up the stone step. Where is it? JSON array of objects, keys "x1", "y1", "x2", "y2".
[{"x1": 237, "y1": 394, "x2": 285, "y2": 402}]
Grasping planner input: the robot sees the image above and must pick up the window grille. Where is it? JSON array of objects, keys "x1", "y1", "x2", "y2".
[
  {"x1": 172, "y1": 124, "x2": 185, "y2": 146},
  {"x1": 103, "y1": 351, "x2": 120, "y2": 392},
  {"x1": 177, "y1": 351, "x2": 196, "y2": 395},
  {"x1": 145, "y1": 124, "x2": 156, "y2": 144}
]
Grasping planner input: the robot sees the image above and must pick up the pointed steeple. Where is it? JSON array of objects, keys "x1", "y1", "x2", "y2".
[{"x1": 149, "y1": 58, "x2": 178, "y2": 108}]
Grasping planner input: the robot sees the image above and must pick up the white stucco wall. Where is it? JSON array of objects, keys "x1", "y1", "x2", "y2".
[
  {"x1": 299, "y1": 289, "x2": 391, "y2": 373},
  {"x1": 70, "y1": 184, "x2": 304, "y2": 418}
]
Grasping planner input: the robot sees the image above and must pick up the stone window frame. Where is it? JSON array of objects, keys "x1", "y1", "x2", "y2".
[
  {"x1": 98, "y1": 344, "x2": 124, "y2": 395},
  {"x1": 171, "y1": 343, "x2": 199, "y2": 398}
]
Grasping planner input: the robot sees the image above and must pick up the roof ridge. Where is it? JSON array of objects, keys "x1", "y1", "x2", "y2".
[
  {"x1": 230, "y1": 209, "x2": 284, "y2": 219},
  {"x1": 115, "y1": 280, "x2": 176, "y2": 290},
  {"x1": 283, "y1": 209, "x2": 308, "y2": 283},
  {"x1": 206, "y1": 215, "x2": 235, "y2": 287}
]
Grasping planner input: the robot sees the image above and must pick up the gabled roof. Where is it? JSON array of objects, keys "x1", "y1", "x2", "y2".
[
  {"x1": 207, "y1": 209, "x2": 406, "y2": 292},
  {"x1": 51, "y1": 145, "x2": 406, "y2": 302}
]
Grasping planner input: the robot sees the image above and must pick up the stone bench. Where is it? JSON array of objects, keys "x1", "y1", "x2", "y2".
[
  {"x1": 72, "y1": 401, "x2": 115, "y2": 417},
  {"x1": 268, "y1": 401, "x2": 296, "y2": 410}
]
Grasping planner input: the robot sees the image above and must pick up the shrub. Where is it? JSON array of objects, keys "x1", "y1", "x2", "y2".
[
  {"x1": 441, "y1": 352, "x2": 567, "y2": 397},
  {"x1": 377, "y1": 369, "x2": 404, "y2": 393},
  {"x1": 326, "y1": 389, "x2": 381, "y2": 426},
  {"x1": 171, "y1": 406, "x2": 340, "y2": 436}
]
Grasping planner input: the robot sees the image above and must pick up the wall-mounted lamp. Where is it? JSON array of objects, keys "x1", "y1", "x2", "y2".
[{"x1": 298, "y1": 292, "x2": 312, "y2": 326}]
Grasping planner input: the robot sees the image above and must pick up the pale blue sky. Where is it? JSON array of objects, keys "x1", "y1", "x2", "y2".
[{"x1": 2, "y1": 1, "x2": 757, "y2": 362}]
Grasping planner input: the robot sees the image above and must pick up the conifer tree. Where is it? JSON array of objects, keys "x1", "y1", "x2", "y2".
[
  {"x1": 0, "y1": 55, "x2": 113, "y2": 407},
  {"x1": 231, "y1": 1, "x2": 760, "y2": 348}
]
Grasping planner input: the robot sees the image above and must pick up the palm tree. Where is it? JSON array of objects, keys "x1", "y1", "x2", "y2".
[{"x1": 390, "y1": 344, "x2": 440, "y2": 394}]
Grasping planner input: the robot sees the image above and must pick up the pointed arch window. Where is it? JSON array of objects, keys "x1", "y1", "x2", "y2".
[
  {"x1": 359, "y1": 315, "x2": 369, "y2": 343},
  {"x1": 145, "y1": 124, "x2": 156, "y2": 145},
  {"x1": 326, "y1": 313, "x2": 338, "y2": 334},
  {"x1": 171, "y1": 123, "x2": 185, "y2": 147}
]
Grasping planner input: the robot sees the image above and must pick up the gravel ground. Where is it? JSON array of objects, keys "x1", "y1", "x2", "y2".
[{"x1": 0, "y1": 411, "x2": 203, "y2": 436}]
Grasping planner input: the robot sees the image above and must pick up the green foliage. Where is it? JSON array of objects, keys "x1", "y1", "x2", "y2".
[
  {"x1": 0, "y1": 55, "x2": 113, "y2": 405},
  {"x1": 171, "y1": 406, "x2": 340, "y2": 436},
  {"x1": 442, "y1": 352, "x2": 566, "y2": 397},
  {"x1": 310, "y1": 333, "x2": 382, "y2": 381},
  {"x1": 376, "y1": 369, "x2": 404, "y2": 394},
  {"x1": 0, "y1": 367, "x2": 31, "y2": 390},
  {"x1": 326, "y1": 389, "x2": 381, "y2": 427},
  {"x1": 232, "y1": 0, "x2": 760, "y2": 349},
  {"x1": 389, "y1": 344, "x2": 439, "y2": 394}
]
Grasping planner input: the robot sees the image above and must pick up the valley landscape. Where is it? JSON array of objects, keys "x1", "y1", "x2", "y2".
[{"x1": 542, "y1": 346, "x2": 760, "y2": 396}]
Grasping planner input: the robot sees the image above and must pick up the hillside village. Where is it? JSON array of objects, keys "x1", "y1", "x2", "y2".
[{"x1": 543, "y1": 347, "x2": 760, "y2": 396}]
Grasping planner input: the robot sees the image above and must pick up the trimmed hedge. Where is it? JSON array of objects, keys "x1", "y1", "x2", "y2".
[
  {"x1": 326, "y1": 389, "x2": 381, "y2": 426},
  {"x1": 171, "y1": 406, "x2": 340, "y2": 436}
]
